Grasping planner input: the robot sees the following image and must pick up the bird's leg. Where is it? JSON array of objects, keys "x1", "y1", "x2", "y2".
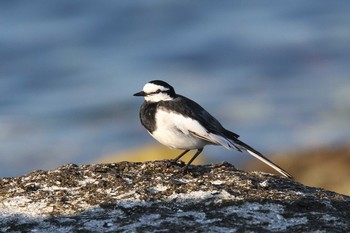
[
  {"x1": 181, "y1": 148, "x2": 203, "y2": 173},
  {"x1": 172, "y1": 150, "x2": 190, "y2": 163},
  {"x1": 167, "y1": 150, "x2": 190, "y2": 168}
]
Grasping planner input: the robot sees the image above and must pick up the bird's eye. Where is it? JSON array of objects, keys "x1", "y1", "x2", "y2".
[{"x1": 155, "y1": 89, "x2": 161, "y2": 94}]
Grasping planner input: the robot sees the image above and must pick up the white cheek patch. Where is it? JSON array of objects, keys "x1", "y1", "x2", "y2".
[{"x1": 145, "y1": 92, "x2": 172, "y2": 102}]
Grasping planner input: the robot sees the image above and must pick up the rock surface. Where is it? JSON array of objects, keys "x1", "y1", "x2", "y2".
[
  {"x1": 249, "y1": 145, "x2": 350, "y2": 196},
  {"x1": 0, "y1": 161, "x2": 349, "y2": 232}
]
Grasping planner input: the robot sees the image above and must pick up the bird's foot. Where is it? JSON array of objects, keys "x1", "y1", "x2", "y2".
[
  {"x1": 166, "y1": 159, "x2": 184, "y2": 168},
  {"x1": 179, "y1": 165, "x2": 190, "y2": 176}
]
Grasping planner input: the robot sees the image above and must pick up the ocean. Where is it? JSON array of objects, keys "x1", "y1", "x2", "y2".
[{"x1": 1, "y1": 0, "x2": 350, "y2": 177}]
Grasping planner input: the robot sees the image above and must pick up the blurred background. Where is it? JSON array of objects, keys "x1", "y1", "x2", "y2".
[{"x1": 1, "y1": 1, "x2": 349, "y2": 195}]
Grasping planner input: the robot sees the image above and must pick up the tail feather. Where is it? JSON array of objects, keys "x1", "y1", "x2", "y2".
[
  {"x1": 245, "y1": 148, "x2": 293, "y2": 179},
  {"x1": 225, "y1": 134, "x2": 293, "y2": 179}
]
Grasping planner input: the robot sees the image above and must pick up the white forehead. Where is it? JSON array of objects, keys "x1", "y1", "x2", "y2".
[{"x1": 143, "y1": 83, "x2": 169, "y2": 93}]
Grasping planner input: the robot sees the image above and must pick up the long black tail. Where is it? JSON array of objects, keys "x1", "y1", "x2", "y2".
[{"x1": 225, "y1": 131, "x2": 293, "y2": 179}]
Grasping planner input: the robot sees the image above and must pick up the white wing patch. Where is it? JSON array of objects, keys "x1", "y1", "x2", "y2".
[
  {"x1": 189, "y1": 130, "x2": 233, "y2": 149},
  {"x1": 153, "y1": 109, "x2": 233, "y2": 150}
]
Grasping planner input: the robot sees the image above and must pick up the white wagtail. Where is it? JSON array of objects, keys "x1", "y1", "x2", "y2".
[{"x1": 134, "y1": 80, "x2": 293, "y2": 179}]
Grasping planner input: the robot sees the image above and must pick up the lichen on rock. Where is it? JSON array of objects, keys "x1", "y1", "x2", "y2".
[{"x1": 0, "y1": 161, "x2": 349, "y2": 232}]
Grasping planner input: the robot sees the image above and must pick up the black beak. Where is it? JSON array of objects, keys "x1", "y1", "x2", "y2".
[{"x1": 133, "y1": 91, "x2": 146, "y2": 97}]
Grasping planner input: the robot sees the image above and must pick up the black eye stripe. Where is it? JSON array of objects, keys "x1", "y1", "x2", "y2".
[{"x1": 147, "y1": 89, "x2": 167, "y2": 95}]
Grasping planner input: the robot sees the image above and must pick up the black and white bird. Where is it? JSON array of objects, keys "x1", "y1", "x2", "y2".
[{"x1": 134, "y1": 80, "x2": 293, "y2": 179}]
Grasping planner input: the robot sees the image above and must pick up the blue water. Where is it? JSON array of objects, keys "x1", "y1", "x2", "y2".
[{"x1": 1, "y1": 1, "x2": 350, "y2": 177}]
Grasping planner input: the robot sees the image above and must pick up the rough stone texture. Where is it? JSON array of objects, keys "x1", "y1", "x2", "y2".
[{"x1": 0, "y1": 161, "x2": 349, "y2": 232}]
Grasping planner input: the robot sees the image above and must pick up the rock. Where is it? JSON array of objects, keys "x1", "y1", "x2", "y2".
[
  {"x1": 248, "y1": 145, "x2": 350, "y2": 196},
  {"x1": 0, "y1": 161, "x2": 349, "y2": 232}
]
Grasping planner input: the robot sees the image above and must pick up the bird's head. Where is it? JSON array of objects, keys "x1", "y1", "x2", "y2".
[{"x1": 133, "y1": 80, "x2": 176, "y2": 102}]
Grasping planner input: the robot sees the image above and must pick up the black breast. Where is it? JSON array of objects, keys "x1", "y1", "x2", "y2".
[{"x1": 139, "y1": 101, "x2": 158, "y2": 133}]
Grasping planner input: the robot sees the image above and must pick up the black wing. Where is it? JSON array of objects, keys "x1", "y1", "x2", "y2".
[{"x1": 158, "y1": 95, "x2": 240, "y2": 139}]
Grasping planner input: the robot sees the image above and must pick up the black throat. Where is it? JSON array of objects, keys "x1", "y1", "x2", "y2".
[{"x1": 139, "y1": 101, "x2": 158, "y2": 133}]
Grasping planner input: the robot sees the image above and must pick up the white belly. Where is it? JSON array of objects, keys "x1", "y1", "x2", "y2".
[
  {"x1": 151, "y1": 110, "x2": 209, "y2": 150},
  {"x1": 151, "y1": 127, "x2": 207, "y2": 150}
]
